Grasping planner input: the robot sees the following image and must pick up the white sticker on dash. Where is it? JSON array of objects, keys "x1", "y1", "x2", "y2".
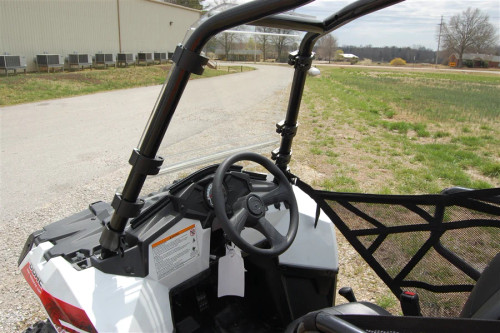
[{"x1": 218, "y1": 244, "x2": 245, "y2": 298}]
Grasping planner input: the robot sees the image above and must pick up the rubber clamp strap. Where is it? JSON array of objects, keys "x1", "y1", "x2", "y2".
[
  {"x1": 111, "y1": 194, "x2": 144, "y2": 218},
  {"x1": 276, "y1": 120, "x2": 298, "y2": 138},
  {"x1": 172, "y1": 44, "x2": 209, "y2": 75},
  {"x1": 129, "y1": 149, "x2": 164, "y2": 176}
]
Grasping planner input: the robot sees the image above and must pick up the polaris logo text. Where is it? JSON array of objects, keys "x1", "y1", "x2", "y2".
[{"x1": 29, "y1": 263, "x2": 43, "y2": 289}]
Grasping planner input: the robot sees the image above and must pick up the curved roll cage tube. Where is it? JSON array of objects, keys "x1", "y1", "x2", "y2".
[{"x1": 100, "y1": 0, "x2": 404, "y2": 255}]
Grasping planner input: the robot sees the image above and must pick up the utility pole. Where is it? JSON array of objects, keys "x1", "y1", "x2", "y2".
[
  {"x1": 435, "y1": 15, "x2": 443, "y2": 66},
  {"x1": 254, "y1": 26, "x2": 257, "y2": 63}
]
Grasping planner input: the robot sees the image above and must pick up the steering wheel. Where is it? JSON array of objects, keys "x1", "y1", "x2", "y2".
[{"x1": 213, "y1": 152, "x2": 299, "y2": 256}]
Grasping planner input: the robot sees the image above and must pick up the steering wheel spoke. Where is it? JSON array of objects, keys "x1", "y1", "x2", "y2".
[
  {"x1": 229, "y1": 208, "x2": 248, "y2": 233},
  {"x1": 260, "y1": 185, "x2": 289, "y2": 206},
  {"x1": 254, "y1": 217, "x2": 286, "y2": 249}
]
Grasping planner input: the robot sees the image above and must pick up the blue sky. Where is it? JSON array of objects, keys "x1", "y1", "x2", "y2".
[{"x1": 296, "y1": 0, "x2": 500, "y2": 49}]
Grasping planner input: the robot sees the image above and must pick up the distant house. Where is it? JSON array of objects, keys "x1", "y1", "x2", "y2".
[
  {"x1": 341, "y1": 53, "x2": 359, "y2": 60},
  {"x1": 215, "y1": 49, "x2": 263, "y2": 62},
  {"x1": 448, "y1": 53, "x2": 500, "y2": 68},
  {"x1": 336, "y1": 53, "x2": 359, "y2": 64}
]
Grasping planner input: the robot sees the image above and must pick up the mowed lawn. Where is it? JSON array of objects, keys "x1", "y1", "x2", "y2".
[
  {"x1": 0, "y1": 64, "x2": 253, "y2": 106},
  {"x1": 292, "y1": 67, "x2": 500, "y2": 194}
]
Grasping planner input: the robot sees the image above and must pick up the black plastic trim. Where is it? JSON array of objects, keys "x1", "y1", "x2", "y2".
[
  {"x1": 130, "y1": 195, "x2": 171, "y2": 229},
  {"x1": 168, "y1": 164, "x2": 243, "y2": 194},
  {"x1": 18, "y1": 230, "x2": 43, "y2": 266}
]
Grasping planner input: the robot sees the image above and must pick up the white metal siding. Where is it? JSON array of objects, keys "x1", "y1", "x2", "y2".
[
  {"x1": 0, "y1": 0, "x2": 200, "y2": 71},
  {"x1": 119, "y1": 0, "x2": 196, "y2": 54}
]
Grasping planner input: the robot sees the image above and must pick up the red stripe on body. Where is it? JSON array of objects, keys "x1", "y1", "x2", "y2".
[{"x1": 22, "y1": 264, "x2": 97, "y2": 333}]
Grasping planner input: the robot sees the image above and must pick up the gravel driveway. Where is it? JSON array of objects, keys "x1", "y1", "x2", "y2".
[
  {"x1": 0, "y1": 64, "x2": 294, "y2": 331},
  {"x1": 0, "y1": 63, "x2": 395, "y2": 331}
]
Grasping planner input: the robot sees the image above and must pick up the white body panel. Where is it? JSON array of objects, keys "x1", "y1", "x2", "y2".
[
  {"x1": 20, "y1": 185, "x2": 338, "y2": 332},
  {"x1": 242, "y1": 186, "x2": 338, "y2": 271},
  {"x1": 20, "y1": 242, "x2": 174, "y2": 332},
  {"x1": 279, "y1": 187, "x2": 338, "y2": 271},
  {"x1": 148, "y1": 219, "x2": 211, "y2": 288}
]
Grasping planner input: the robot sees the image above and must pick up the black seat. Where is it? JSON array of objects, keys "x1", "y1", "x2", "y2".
[
  {"x1": 287, "y1": 253, "x2": 500, "y2": 332},
  {"x1": 285, "y1": 302, "x2": 390, "y2": 333},
  {"x1": 317, "y1": 302, "x2": 391, "y2": 316},
  {"x1": 460, "y1": 253, "x2": 500, "y2": 319}
]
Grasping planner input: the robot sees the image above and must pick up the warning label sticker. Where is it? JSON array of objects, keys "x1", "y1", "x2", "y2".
[{"x1": 152, "y1": 224, "x2": 199, "y2": 280}]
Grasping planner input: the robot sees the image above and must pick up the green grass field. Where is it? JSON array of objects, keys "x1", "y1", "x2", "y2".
[
  {"x1": 291, "y1": 66, "x2": 499, "y2": 317},
  {"x1": 292, "y1": 67, "x2": 500, "y2": 195},
  {"x1": 0, "y1": 64, "x2": 253, "y2": 106}
]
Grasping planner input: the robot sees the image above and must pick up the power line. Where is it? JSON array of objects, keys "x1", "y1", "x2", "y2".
[{"x1": 435, "y1": 15, "x2": 443, "y2": 66}]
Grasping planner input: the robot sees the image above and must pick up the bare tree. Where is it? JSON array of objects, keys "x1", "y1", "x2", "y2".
[
  {"x1": 442, "y1": 8, "x2": 497, "y2": 67},
  {"x1": 215, "y1": 32, "x2": 240, "y2": 60},
  {"x1": 208, "y1": 0, "x2": 238, "y2": 8},
  {"x1": 270, "y1": 29, "x2": 293, "y2": 62},
  {"x1": 256, "y1": 27, "x2": 273, "y2": 61},
  {"x1": 317, "y1": 33, "x2": 338, "y2": 63}
]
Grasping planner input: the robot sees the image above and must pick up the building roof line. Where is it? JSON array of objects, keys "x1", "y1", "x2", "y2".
[{"x1": 143, "y1": 0, "x2": 202, "y2": 13}]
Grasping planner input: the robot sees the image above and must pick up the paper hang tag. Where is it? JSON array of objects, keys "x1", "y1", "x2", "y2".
[{"x1": 218, "y1": 244, "x2": 245, "y2": 298}]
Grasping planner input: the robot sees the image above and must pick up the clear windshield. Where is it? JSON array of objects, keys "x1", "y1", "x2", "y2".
[
  {"x1": 139, "y1": 0, "x2": 500, "y2": 198},
  {"x1": 139, "y1": 22, "x2": 299, "y2": 194},
  {"x1": 134, "y1": 3, "x2": 319, "y2": 194}
]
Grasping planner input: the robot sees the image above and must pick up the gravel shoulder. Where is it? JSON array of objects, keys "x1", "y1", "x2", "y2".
[{"x1": 0, "y1": 64, "x2": 293, "y2": 331}]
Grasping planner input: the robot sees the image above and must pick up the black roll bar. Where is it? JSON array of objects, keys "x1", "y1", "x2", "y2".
[
  {"x1": 271, "y1": 0, "x2": 404, "y2": 171},
  {"x1": 100, "y1": 0, "x2": 405, "y2": 255}
]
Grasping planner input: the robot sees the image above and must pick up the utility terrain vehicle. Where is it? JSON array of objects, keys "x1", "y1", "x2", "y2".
[{"x1": 19, "y1": 0, "x2": 500, "y2": 332}]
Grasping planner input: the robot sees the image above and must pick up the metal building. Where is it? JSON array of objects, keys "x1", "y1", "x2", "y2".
[{"x1": 0, "y1": 0, "x2": 201, "y2": 71}]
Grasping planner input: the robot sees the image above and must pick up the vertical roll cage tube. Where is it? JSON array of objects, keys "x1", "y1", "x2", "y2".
[
  {"x1": 100, "y1": 0, "x2": 405, "y2": 255},
  {"x1": 274, "y1": 0, "x2": 403, "y2": 171}
]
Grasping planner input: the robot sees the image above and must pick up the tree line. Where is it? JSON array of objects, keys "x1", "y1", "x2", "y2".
[
  {"x1": 338, "y1": 45, "x2": 436, "y2": 63},
  {"x1": 204, "y1": 28, "x2": 299, "y2": 62},
  {"x1": 172, "y1": 2, "x2": 498, "y2": 67},
  {"x1": 205, "y1": 30, "x2": 437, "y2": 64}
]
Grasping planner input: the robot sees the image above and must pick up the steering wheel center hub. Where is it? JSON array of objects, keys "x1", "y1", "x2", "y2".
[{"x1": 247, "y1": 195, "x2": 265, "y2": 216}]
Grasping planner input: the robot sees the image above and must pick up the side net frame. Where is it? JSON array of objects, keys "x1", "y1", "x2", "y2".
[{"x1": 296, "y1": 179, "x2": 500, "y2": 317}]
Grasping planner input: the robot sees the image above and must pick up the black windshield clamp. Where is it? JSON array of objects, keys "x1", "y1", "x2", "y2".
[
  {"x1": 129, "y1": 149, "x2": 164, "y2": 176},
  {"x1": 271, "y1": 148, "x2": 292, "y2": 166},
  {"x1": 288, "y1": 50, "x2": 315, "y2": 71},
  {"x1": 99, "y1": 222, "x2": 121, "y2": 254},
  {"x1": 172, "y1": 44, "x2": 209, "y2": 75},
  {"x1": 276, "y1": 119, "x2": 298, "y2": 139},
  {"x1": 273, "y1": 120, "x2": 298, "y2": 170},
  {"x1": 111, "y1": 194, "x2": 145, "y2": 219},
  {"x1": 100, "y1": 150, "x2": 160, "y2": 255},
  {"x1": 99, "y1": 195, "x2": 145, "y2": 255}
]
